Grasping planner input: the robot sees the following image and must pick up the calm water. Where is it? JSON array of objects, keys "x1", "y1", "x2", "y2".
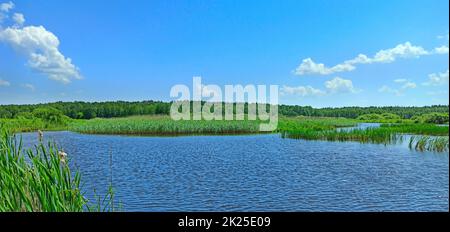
[{"x1": 19, "y1": 131, "x2": 449, "y2": 212}]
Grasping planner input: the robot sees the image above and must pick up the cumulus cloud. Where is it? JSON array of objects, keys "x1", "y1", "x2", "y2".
[
  {"x1": 12, "y1": 12, "x2": 23, "y2": 25},
  {"x1": 281, "y1": 77, "x2": 358, "y2": 97},
  {"x1": 423, "y1": 69, "x2": 449, "y2": 86},
  {"x1": 294, "y1": 58, "x2": 355, "y2": 75},
  {"x1": 0, "y1": 2, "x2": 82, "y2": 84},
  {"x1": 434, "y1": 45, "x2": 449, "y2": 54},
  {"x1": 394, "y1": 78, "x2": 407, "y2": 83},
  {"x1": 378, "y1": 85, "x2": 401, "y2": 96},
  {"x1": 401, "y1": 81, "x2": 417, "y2": 90},
  {"x1": 0, "y1": 1, "x2": 13, "y2": 23},
  {"x1": 295, "y1": 42, "x2": 448, "y2": 76},
  {"x1": 324, "y1": 77, "x2": 358, "y2": 94},
  {"x1": 378, "y1": 79, "x2": 417, "y2": 96},
  {"x1": 0, "y1": 1, "x2": 13, "y2": 12},
  {"x1": 0, "y1": 26, "x2": 82, "y2": 84},
  {"x1": 0, "y1": 79, "x2": 10, "y2": 86},
  {"x1": 22, "y1": 83, "x2": 35, "y2": 91},
  {"x1": 281, "y1": 85, "x2": 325, "y2": 97}
]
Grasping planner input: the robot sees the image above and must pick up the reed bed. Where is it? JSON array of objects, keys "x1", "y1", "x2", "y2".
[
  {"x1": 408, "y1": 136, "x2": 449, "y2": 152},
  {"x1": 0, "y1": 128, "x2": 114, "y2": 212},
  {"x1": 69, "y1": 116, "x2": 264, "y2": 135},
  {"x1": 380, "y1": 123, "x2": 449, "y2": 136},
  {"x1": 0, "y1": 118, "x2": 68, "y2": 133},
  {"x1": 280, "y1": 126, "x2": 448, "y2": 152},
  {"x1": 278, "y1": 116, "x2": 358, "y2": 132}
]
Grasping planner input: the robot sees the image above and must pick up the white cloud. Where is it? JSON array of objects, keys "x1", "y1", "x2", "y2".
[
  {"x1": 370, "y1": 42, "x2": 429, "y2": 63},
  {"x1": 295, "y1": 42, "x2": 446, "y2": 76},
  {"x1": 281, "y1": 77, "x2": 358, "y2": 97},
  {"x1": 0, "y1": 1, "x2": 14, "y2": 12},
  {"x1": 378, "y1": 85, "x2": 401, "y2": 96},
  {"x1": 0, "y1": 78, "x2": 10, "y2": 86},
  {"x1": 22, "y1": 83, "x2": 35, "y2": 91},
  {"x1": 12, "y1": 12, "x2": 24, "y2": 26},
  {"x1": 394, "y1": 78, "x2": 407, "y2": 83},
  {"x1": 0, "y1": 26, "x2": 82, "y2": 84},
  {"x1": 0, "y1": 1, "x2": 14, "y2": 23},
  {"x1": 324, "y1": 77, "x2": 358, "y2": 93},
  {"x1": 423, "y1": 69, "x2": 449, "y2": 86},
  {"x1": 294, "y1": 58, "x2": 355, "y2": 75},
  {"x1": 281, "y1": 85, "x2": 325, "y2": 97},
  {"x1": 378, "y1": 80, "x2": 417, "y2": 96},
  {"x1": 434, "y1": 45, "x2": 449, "y2": 54},
  {"x1": 401, "y1": 81, "x2": 416, "y2": 89}
]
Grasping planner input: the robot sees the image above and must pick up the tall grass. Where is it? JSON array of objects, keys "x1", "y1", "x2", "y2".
[
  {"x1": 380, "y1": 123, "x2": 449, "y2": 136},
  {"x1": 280, "y1": 125, "x2": 449, "y2": 152},
  {"x1": 409, "y1": 136, "x2": 449, "y2": 152},
  {"x1": 280, "y1": 127, "x2": 403, "y2": 145},
  {"x1": 0, "y1": 127, "x2": 114, "y2": 212},
  {"x1": 0, "y1": 118, "x2": 68, "y2": 133},
  {"x1": 69, "y1": 116, "x2": 265, "y2": 135},
  {"x1": 278, "y1": 116, "x2": 358, "y2": 132}
]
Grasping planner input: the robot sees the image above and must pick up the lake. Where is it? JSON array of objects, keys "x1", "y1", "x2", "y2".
[{"x1": 19, "y1": 130, "x2": 449, "y2": 212}]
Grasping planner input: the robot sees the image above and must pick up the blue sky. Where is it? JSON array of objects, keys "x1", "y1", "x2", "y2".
[{"x1": 0, "y1": 0, "x2": 448, "y2": 107}]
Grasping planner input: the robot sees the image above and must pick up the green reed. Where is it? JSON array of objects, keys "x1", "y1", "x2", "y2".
[
  {"x1": 69, "y1": 116, "x2": 265, "y2": 135},
  {"x1": 408, "y1": 136, "x2": 449, "y2": 152},
  {"x1": 380, "y1": 123, "x2": 449, "y2": 136},
  {"x1": 280, "y1": 125, "x2": 448, "y2": 152},
  {"x1": 0, "y1": 127, "x2": 115, "y2": 212}
]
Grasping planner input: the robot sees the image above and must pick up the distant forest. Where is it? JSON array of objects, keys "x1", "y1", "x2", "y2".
[{"x1": 0, "y1": 101, "x2": 448, "y2": 119}]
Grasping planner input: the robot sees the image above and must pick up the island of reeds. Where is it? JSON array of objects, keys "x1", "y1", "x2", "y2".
[{"x1": 0, "y1": 101, "x2": 448, "y2": 153}]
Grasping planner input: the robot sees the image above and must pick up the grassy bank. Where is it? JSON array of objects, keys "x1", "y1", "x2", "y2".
[
  {"x1": 0, "y1": 127, "x2": 114, "y2": 212},
  {"x1": 0, "y1": 118, "x2": 68, "y2": 133}
]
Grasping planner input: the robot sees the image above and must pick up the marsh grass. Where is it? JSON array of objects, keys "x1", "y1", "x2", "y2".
[
  {"x1": 0, "y1": 118, "x2": 68, "y2": 133},
  {"x1": 0, "y1": 128, "x2": 115, "y2": 212},
  {"x1": 409, "y1": 136, "x2": 449, "y2": 152},
  {"x1": 280, "y1": 126, "x2": 448, "y2": 152},
  {"x1": 380, "y1": 123, "x2": 449, "y2": 136},
  {"x1": 69, "y1": 116, "x2": 266, "y2": 135}
]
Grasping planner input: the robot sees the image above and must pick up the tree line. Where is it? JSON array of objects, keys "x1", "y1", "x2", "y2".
[{"x1": 0, "y1": 101, "x2": 448, "y2": 120}]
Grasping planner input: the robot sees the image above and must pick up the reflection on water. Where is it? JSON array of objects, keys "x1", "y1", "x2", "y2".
[
  {"x1": 336, "y1": 123, "x2": 381, "y2": 132},
  {"x1": 19, "y1": 131, "x2": 449, "y2": 212}
]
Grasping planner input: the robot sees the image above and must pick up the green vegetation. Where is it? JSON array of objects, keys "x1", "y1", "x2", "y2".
[
  {"x1": 0, "y1": 101, "x2": 448, "y2": 152},
  {"x1": 278, "y1": 116, "x2": 357, "y2": 131},
  {"x1": 0, "y1": 127, "x2": 115, "y2": 212},
  {"x1": 380, "y1": 123, "x2": 449, "y2": 136},
  {"x1": 356, "y1": 112, "x2": 449, "y2": 124},
  {"x1": 411, "y1": 112, "x2": 449, "y2": 124},
  {"x1": 408, "y1": 136, "x2": 449, "y2": 153},
  {"x1": 69, "y1": 115, "x2": 264, "y2": 135},
  {"x1": 280, "y1": 127, "x2": 403, "y2": 144},
  {"x1": 279, "y1": 122, "x2": 449, "y2": 152},
  {"x1": 357, "y1": 113, "x2": 402, "y2": 122},
  {"x1": 1, "y1": 101, "x2": 447, "y2": 119},
  {"x1": 279, "y1": 104, "x2": 448, "y2": 119},
  {"x1": 0, "y1": 107, "x2": 70, "y2": 133}
]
